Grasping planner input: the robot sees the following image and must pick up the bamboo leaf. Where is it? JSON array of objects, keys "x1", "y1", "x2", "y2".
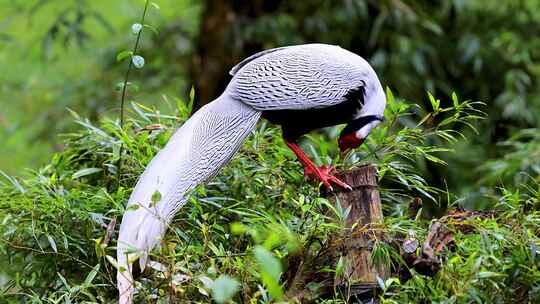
[
  {"x1": 116, "y1": 50, "x2": 133, "y2": 62},
  {"x1": 211, "y1": 275, "x2": 239, "y2": 304},
  {"x1": 47, "y1": 235, "x2": 57, "y2": 253},
  {"x1": 73, "y1": 168, "x2": 102, "y2": 179},
  {"x1": 84, "y1": 264, "x2": 100, "y2": 286}
]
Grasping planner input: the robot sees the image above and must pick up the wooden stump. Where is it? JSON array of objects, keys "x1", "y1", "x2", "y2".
[{"x1": 325, "y1": 165, "x2": 388, "y2": 299}]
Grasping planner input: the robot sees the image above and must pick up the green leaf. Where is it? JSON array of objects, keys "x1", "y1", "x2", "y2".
[
  {"x1": 0, "y1": 169, "x2": 25, "y2": 193},
  {"x1": 199, "y1": 276, "x2": 213, "y2": 289},
  {"x1": 73, "y1": 168, "x2": 102, "y2": 179},
  {"x1": 335, "y1": 256, "x2": 344, "y2": 279},
  {"x1": 230, "y1": 222, "x2": 248, "y2": 234},
  {"x1": 425, "y1": 154, "x2": 447, "y2": 165},
  {"x1": 151, "y1": 190, "x2": 162, "y2": 207},
  {"x1": 452, "y1": 92, "x2": 459, "y2": 107},
  {"x1": 57, "y1": 272, "x2": 70, "y2": 289},
  {"x1": 143, "y1": 24, "x2": 159, "y2": 35},
  {"x1": 94, "y1": 238, "x2": 103, "y2": 258},
  {"x1": 254, "y1": 246, "x2": 283, "y2": 300},
  {"x1": 115, "y1": 81, "x2": 140, "y2": 93},
  {"x1": 126, "y1": 204, "x2": 140, "y2": 211},
  {"x1": 386, "y1": 86, "x2": 394, "y2": 104},
  {"x1": 105, "y1": 255, "x2": 119, "y2": 270},
  {"x1": 189, "y1": 86, "x2": 196, "y2": 103},
  {"x1": 477, "y1": 271, "x2": 504, "y2": 279},
  {"x1": 417, "y1": 113, "x2": 432, "y2": 127},
  {"x1": 131, "y1": 102, "x2": 151, "y2": 122},
  {"x1": 428, "y1": 92, "x2": 440, "y2": 112},
  {"x1": 116, "y1": 50, "x2": 133, "y2": 62},
  {"x1": 211, "y1": 275, "x2": 239, "y2": 304},
  {"x1": 47, "y1": 235, "x2": 57, "y2": 253},
  {"x1": 84, "y1": 264, "x2": 100, "y2": 286}
]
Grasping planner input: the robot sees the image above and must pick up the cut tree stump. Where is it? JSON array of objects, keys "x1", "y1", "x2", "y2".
[{"x1": 325, "y1": 165, "x2": 388, "y2": 299}]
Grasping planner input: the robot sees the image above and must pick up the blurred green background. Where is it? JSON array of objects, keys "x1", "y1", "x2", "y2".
[
  {"x1": 0, "y1": 0, "x2": 199, "y2": 174},
  {"x1": 1, "y1": 0, "x2": 539, "y2": 200}
]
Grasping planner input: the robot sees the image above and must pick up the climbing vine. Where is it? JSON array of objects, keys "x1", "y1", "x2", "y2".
[{"x1": 115, "y1": 0, "x2": 159, "y2": 188}]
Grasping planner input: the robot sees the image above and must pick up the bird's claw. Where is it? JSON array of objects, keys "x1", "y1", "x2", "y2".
[
  {"x1": 326, "y1": 175, "x2": 352, "y2": 191},
  {"x1": 304, "y1": 165, "x2": 352, "y2": 191},
  {"x1": 304, "y1": 164, "x2": 334, "y2": 177}
]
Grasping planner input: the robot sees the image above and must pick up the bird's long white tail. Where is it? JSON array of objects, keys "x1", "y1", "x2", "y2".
[{"x1": 117, "y1": 94, "x2": 261, "y2": 304}]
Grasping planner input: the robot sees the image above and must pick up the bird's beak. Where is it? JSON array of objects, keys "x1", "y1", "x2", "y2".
[{"x1": 338, "y1": 134, "x2": 364, "y2": 161}]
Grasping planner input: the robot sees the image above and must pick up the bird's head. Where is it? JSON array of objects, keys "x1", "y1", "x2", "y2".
[{"x1": 338, "y1": 115, "x2": 384, "y2": 152}]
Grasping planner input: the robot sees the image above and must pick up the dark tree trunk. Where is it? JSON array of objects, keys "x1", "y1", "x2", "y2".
[
  {"x1": 189, "y1": 0, "x2": 283, "y2": 111},
  {"x1": 326, "y1": 165, "x2": 389, "y2": 299}
]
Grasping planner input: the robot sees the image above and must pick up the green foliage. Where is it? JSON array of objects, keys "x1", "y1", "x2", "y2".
[
  {"x1": 0, "y1": 0, "x2": 200, "y2": 174},
  {"x1": 208, "y1": 0, "x2": 540, "y2": 204},
  {"x1": 0, "y1": 91, "x2": 538, "y2": 303},
  {"x1": 253, "y1": 246, "x2": 284, "y2": 300},
  {"x1": 481, "y1": 128, "x2": 540, "y2": 187},
  {"x1": 381, "y1": 194, "x2": 540, "y2": 303},
  {"x1": 211, "y1": 275, "x2": 239, "y2": 304}
]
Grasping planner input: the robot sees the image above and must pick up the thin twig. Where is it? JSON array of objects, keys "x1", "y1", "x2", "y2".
[
  {"x1": 116, "y1": 0, "x2": 150, "y2": 189},
  {"x1": 0, "y1": 237, "x2": 94, "y2": 269}
]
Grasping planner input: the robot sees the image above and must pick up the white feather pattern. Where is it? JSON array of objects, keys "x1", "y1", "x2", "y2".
[
  {"x1": 229, "y1": 44, "x2": 384, "y2": 112},
  {"x1": 117, "y1": 95, "x2": 260, "y2": 304},
  {"x1": 116, "y1": 43, "x2": 386, "y2": 304}
]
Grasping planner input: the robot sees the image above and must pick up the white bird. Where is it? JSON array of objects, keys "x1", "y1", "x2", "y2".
[{"x1": 116, "y1": 43, "x2": 386, "y2": 303}]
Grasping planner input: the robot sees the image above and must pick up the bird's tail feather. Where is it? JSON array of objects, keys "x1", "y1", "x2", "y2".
[{"x1": 117, "y1": 94, "x2": 260, "y2": 303}]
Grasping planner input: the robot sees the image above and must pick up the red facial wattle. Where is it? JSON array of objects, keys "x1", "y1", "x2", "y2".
[{"x1": 338, "y1": 133, "x2": 364, "y2": 152}]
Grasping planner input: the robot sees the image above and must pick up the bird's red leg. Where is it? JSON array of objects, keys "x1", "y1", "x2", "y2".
[{"x1": 285, "y1": 141, "x2": 352, "y2": 191}]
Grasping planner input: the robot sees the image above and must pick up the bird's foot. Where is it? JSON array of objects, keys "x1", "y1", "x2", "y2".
[
  {"x1": 304, "y1": 165, "x2": 352, "y2": 192},
  {"x1": 303, "y1": 164, "x2": 333, "y2": 178}
]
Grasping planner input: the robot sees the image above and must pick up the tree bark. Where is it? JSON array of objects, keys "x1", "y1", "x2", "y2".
[
  {"x1": 326, "y1": 165, "x2": 388, "y2": 298},
  {"x1": 189, "y1": 0, "x2": 283, "y2": 111},
  {"x1": 189, "y1": 1, "x2": 235, "y2": 110}
]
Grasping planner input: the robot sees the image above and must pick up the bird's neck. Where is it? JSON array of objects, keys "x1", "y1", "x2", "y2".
[{"x1": 357, "y1": 79, "x2": 386, "y2": 119}]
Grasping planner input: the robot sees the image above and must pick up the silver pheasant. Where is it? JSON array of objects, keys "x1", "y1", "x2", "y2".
[{"x1": 117, "y1": 43, "x2": 386, "y2": 303}]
